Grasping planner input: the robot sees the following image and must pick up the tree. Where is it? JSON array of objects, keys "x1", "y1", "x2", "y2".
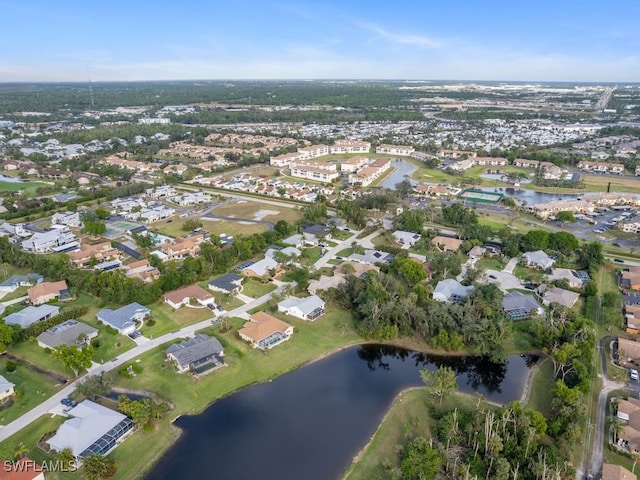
[
  {"x1": 421, "y1": 366, "x2": 457, "y2": 404},
  {"x1": 395, "y1": 178, "x2": 413, "y2": 198},
  {"x1": 555, "y1": 211, "x2": 576, "y2": 223},
  {"x1": 584, "y1": 280, "x2": 598, "y2": 297},
  {"x1": 53, "y1": 344, "x2": 94, "y2": 377},
  {"x1": 74, "y1": 372, "x2": 112, "y2": 400},
  {"x1": 602, "y1": 291, "x2": 621, "y2": 308},
  {"x1": 82, "y1": 454, "x2": 117, "y2": 480},
  {"x1": 83, "y1": 220, "x2": 106, "y2": 236},
  {"x1": 400, "y1": 437, "x2": 444, "y2": 480},
  {"x1": 95, "y1": 207, "x2": 110, "y2": 220},
  {"x1": 578, "y1": 242, "x2": 605, "y2": 270},
  {"x1": 132, "y1": 232, "x2": 154, "y2": 249},
  {"x1": 0, "y1": 322, "x2": 14, "y2": 352},
  {"x1": 182, "y1": 217, "x2": 203, "y2": 231},
  {"x1": 56, "y1": 448, "x2": 76, "y2": 470}
]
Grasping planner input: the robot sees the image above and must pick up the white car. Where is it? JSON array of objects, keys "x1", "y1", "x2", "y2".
[{"x1": 631, "y1": 369, "x2": 639, "y2": 381}]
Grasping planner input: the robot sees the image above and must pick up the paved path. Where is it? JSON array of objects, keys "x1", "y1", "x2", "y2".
[{"x1": 0, "y1": 284, "x2": 286, "y2": 442}]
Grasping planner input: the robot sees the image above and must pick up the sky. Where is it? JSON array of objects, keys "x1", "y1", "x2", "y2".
[{"x1": 1, "y1": 0, "x2": 639, "y2": 82}]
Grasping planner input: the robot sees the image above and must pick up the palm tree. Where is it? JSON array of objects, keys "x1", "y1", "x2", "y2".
[{"x1": 12, "y1": 442, "x2": 28, "y2": 461}]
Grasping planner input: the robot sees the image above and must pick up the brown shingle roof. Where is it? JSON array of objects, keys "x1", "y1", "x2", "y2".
[
  {"x1": 27, "y1": 280, "x2": 68, "y2": 303},
  {"x1": 602, "y1": 463, "x2": 635, "y2": 480},
  {"x1": 239, "y1": 312, "x2": 292, "y2": 343},
  {"x1": 163, "y1": 284, "x2": 212, "y2": 304}
]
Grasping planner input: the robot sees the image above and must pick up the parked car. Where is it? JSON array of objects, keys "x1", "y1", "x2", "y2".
[
  {"x1": 614, "y1": 258, "x2": 625, "y2": 263},
  {"x1": 631, "y1": 369, "x2": 639, "y2": 381}
]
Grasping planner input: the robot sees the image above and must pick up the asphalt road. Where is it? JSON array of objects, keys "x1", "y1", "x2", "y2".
[{"x1": 0, "y1": 229, "x2": 363, "y2": 443}]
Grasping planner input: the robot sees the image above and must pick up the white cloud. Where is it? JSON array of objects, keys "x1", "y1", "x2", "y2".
[{"x1": 359, "y1": 22, "x2": 442, "y2": 49}]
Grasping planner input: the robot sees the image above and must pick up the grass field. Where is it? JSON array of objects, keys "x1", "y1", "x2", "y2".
[
  {"x1": 241, "y1": 278, "x2": 277, "y2": 298},
  {"x1": 199, "y1": 217, "x2": 268, "y2": 237},
  {"x1": 526, "y1": 359, "x2": 554, "y2": 418},
  {"x1": 582, "y1": 174, "x2": 640, "y2": 194},
  {"x1": 141, "y1": 302, "x2": 211, "y2": 337},
  {"x1": 211, "y1": 200, "x2": 301, "y2": 224},
  {"x1": 0, "y1": 180, "x2": 48, "y2": 196},
  {"x1": 0, "y1": 357, "x2": 60, "y2": 426}
]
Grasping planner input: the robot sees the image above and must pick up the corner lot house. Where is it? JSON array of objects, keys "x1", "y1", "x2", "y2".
[
  {"x1": 37, "y1": 320, "x2": 98, "y2": 349},
  {"x1": 97, "y1": 303, "x2": 150, "y2": 335},
  {"x1": 47, "y1": 400, "x2": 134, "y2": 459},
  {"x1": 432, "y1": 236, "x2": 463, "y2": 253},
  {"x1": 163, "y1": 284, "x2": 214, "y2": 309},
  {"x1": 165, "y1": 334, "x2": 225, "y2": 374},
  {"x1": 433, "y1": 279, "x2": 473, "y2": 303},
  {"x1": 277, "y1": 295, "x2": 325, "y2": 320},
  {"x1": 0, "y1": 273, "x2": 43, "y2": 293},
  {"x1": 523, "y1": 250, "x2": 555, "y2": 270},
  {"x1": 27, "y1": 280, "x2": 70, "y2": 305},
  {"x1": 4, "y1": 305, "x2": 60, "y2": 328},
  {"x1": 0, "y1": 374, "x2": 15, "y2": 401},
  {"x1": 208, "y1": 273, "x2": 244, "y2": 294},
  {"x1": 239, "y1": 312, "x2": 294, "y2": 350}
]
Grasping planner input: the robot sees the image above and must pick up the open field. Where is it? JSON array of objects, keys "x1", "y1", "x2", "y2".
[
  {"x1": 0, "y1": 180, "x2": 48, "y2": 196},
  {"x1": 211, "y1": 200, "x2": 301, "y2": 224},
  {"x1": 582, "y1": 174, "x2": 640, "y2": 194},
  {"x1": 199, "y1": 217, "x2": 268, "y2": 237},
  {"x1": 0, "y1": 357, "x2": 60, "y2": 426}
]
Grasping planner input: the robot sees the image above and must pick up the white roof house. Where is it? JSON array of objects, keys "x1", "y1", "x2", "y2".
[
  {"x1": 392, "y1": 230, "x2": 422, "y2": 248},
  {"x1": 0, "y1": 374, "x2": 15, "y2": 401},
  {"x1": 241, "y1": 257, "x2": 279, "y2": 277},
  {"x1": 348, "y1": 249, "x2": 393, "y2": 266},
  {"x1": 277, "y1": 295, "x2": 325, "y2": 321},
  {"x1": 47, "y1": 400, "x2": 134, "y2": 459},
  {"x1": 433, "y1": 279, "x2": 474, "y2": 303},
  {"x1": 523, "y1": 250, "x2": 556, "y2": 270},
  {"x1": 21, "y1": 229, "x2": 76, "y2": 253},
  {"x1": 4, "y1": 305, "x2": 60, "y2": 328}
]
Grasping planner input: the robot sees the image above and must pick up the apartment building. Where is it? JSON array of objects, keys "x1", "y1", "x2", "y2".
[
  {"x1": 330, "y1": 140, "x2": 371, "y2": 154},
  {"x1": 67, "y1": 242, "x2": 120, "y2": 268},
  {"x1": 289, "y1": 162, "x2": 339, "y2": 183},
  {"x1": 375, "y1": 144, "x2": 415, "y2": 155},
  {"x1": 578, "y1": 161, "x2": 625, "y2": 174}
]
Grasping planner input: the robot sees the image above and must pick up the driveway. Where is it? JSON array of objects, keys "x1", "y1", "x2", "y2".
[{"x1": 503, "y1": 257, "x2": 519, "y2": 274}]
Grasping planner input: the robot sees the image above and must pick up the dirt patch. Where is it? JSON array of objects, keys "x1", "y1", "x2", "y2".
[
  {"x1": 6, "y1": 353, "x2": 68, "y2": 385},
  {"x1": 253, "y1": 209, "x2": 279, "y2": 220}
]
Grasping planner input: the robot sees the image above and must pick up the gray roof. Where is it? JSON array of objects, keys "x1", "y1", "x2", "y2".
[
  {"x1": 0, "y1": 273, "x2": 43, "y2": 289},
  {"x1": 278, "y1": 295, "x2": 325, "y2": 316},
  {"x1": 165, "y1": 334, "x2": 223, "y2": 369},
  {"x1": 208, "y1": 273, "x2": 243, "y2": 292},
  {"x1": 433, "y1": 279, "x2": 473, "y2": 302},
  {"x1": 502, "y1": 291, "x2": 542, "y2": 315},
  {"x1": 523, "y1": 250, "x2": 555, "y2": 268},
  {"x1": 47, "y1": 400, "x2": 127, "y2": 457},
  {"x1": 97, "y1": 302, "x2": 150, "y2": 332},
  {"x1": 348, "y1": 249, "x2": 392, "y2": 265},
  {"x1": 0, "y1": 374, "x2": 14, "y2": 392},
  {"x1": 541, "y1": 287, "x2": 580, "y2": 309},
  {"x1": 37, "y1": 320, "x2": 98, "y2": 349},
  {"x1": 4, "y1": 304, "x2": 60, "y2": 328}
]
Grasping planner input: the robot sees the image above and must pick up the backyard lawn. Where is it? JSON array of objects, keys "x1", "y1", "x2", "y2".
[
  {"x1": 141, "y1": 302, "x2": 211, "y2": 337},
  {"x1": 0, "y1": 357, "x2": 60, "y2": 426}
]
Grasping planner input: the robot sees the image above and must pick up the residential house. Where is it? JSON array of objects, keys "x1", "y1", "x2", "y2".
[
  {"x1": 302, "y1": 224, "x2": 331, "y2": 239},
  {"x1": 547, "y1": 268, "x2": 589, "y2": 289},
  {"x1": 47, "y1": 400, "x2": 134, "y2": 459},
  {"x1": 614, "y1": 397, "x2": 640, "y2": 459},
  {"x1": 393, "y1": 230, "x2": 422, "y2": 248},
  {"x1": 163, "y1": 284, "x2": 214, "y2": 309},
  {"x1": 0, "y1": 374, "x2": 15, "y2": 401},
  {"x1": 51, "y1": 211, "x2": 82, "y2": 228},
  {"x1": 0, "y1": 273, "x2": 43, "y2": 293},
  {"x1": 348, "y1": 249, "x2": 393, "y2": 266},
  {"x1": 67, "y1": 242, "x2": 120, "y2": 268},
  {"x1": 241, "y1": 257, "x2": 280, "y2": 277},
  {"x1": 146, "y1": 185, "x2": 177, "y2": 198},
  {"x1": 0, "y1": 457, "x2": 44, "y2": 480},
  {"x1": 97, "y1": 303, "x2": 150, "y2": 335},
  {"x1": 4, "y1": 305, "x2": 60, "y2": 328},
  {"x1": 282, "y1": 233, "x2": 318, "y2": 248},
  {"x1": 502, "y1": 291, "x2": 544, "y2": 320},
  {"x1": 602, "y1": 463, "x2": 635, "y2": 480},
  {"x1": 432, "y1": 236, "x2": 463, "y2": 252},
  {"x1": 433, "y1": 279, "x2": 473, "y2": 303},
  {"x1": 123, "y1": 259, "x2": 160, "y2": 283},
  {"x1": 539, "y1": 286, "x2": 580, "y2": 309},
  {"x1": 169, "y1": 191, "x2": 212, "y2": 206},
  {"x1": 27, "y1": 280, "x2": 69, "y2": 305},
  {"x1": 208, "y1": 273, "x2": 244, "y2": 294},
  {"x1": 619, "y1": 337, "x2": 640, "y2": 366},
  {"x1": 165, "y1": 334, "x2": 225, "y2": 374},
  {"x1": 620, "y1": 267, "x2": 640, "y2": 292},
  {"x1": 468, "y1": 246, "x2": 487, "y2": 259},
  {"x1": 277, "y1": 295, "x2": 325, "y2": 321},
  {"x1": 37, "y1": 320, "x2": 98, "y2": 349},
  {"x1": 625, "y1": 304, "x2": 640, "y2": 334},
  {"x1": 523, "y1": 250, "x2": 556, "y2": 270},
  {"x1": 163, "y1": 164, "x2": 188, "y2": 175},
  {"x1": 238, "y1": 311, "x2": 294, "y2": 350},
  {"x1": 21, "y1": 229, "x2": 76, "y2": 253}
]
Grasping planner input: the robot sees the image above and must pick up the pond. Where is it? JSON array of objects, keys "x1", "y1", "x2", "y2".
[
  {"x1": 380, "y1": 159, "x2": 418, "y2": 189},
  {"x1": 145, "y1": 345, "x2": 534, "y2": 480},
  {"x1": 478, "y1": 187, "x2": 580, "y2": 205},
  {"x1": 0, "y1": 175, "x2": 23, "y2": 183}
]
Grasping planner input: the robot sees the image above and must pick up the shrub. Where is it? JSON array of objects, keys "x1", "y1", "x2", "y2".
[
  {"x1": 146, "y1": 319, "x2": 156, "y2": 327},
  {"x1": 5, "y1": 360, "x2": 17, "y2": 373},
  {"x1": 44, "y1": 348, "x2": 52, "y2": 354},
  {"x1": 90, "y1": 339, "x2": 102, "y2": 349}
]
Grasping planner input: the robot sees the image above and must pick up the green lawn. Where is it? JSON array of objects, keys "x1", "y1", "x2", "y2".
[
  {"x1": 475, "y1": 257, "x2": 506, "y2": 271},
  {"x1": 87, "y1": 304, "x2": 360, "y2": 479},
  {"x1": 0, "y1": 357, "x2": 60, "y2": 426},
  {"x1": 211, "y1": 200, "x2": 302, "y2": 224},
  {"x1": 336, "y1": 248, "x2": 354, "y2": 257},
  {"x1": 141, "y1": 302, "x2": 211, "y2": 337},
  {"x1": 332, "y1": 229, "x2": 354, "y2": 241},
  {"x1": 0, "y1": 180, "x2": 48, "y2": 196},
  {"x1": 241, "y1": 278, "x2": 276, "y2": 298},
  {"x1": 526, "y1": 359, "x2": 554, "y2": 418},
  {"x1": 513, "y1": 265, "x2": 546, "y2": 283},
  {"x1": 199, "y1": 218, "x2": 268, "y2": 237},
  {"x1": 301, "y1": 246, "x2": 322, "y2": 265}
]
